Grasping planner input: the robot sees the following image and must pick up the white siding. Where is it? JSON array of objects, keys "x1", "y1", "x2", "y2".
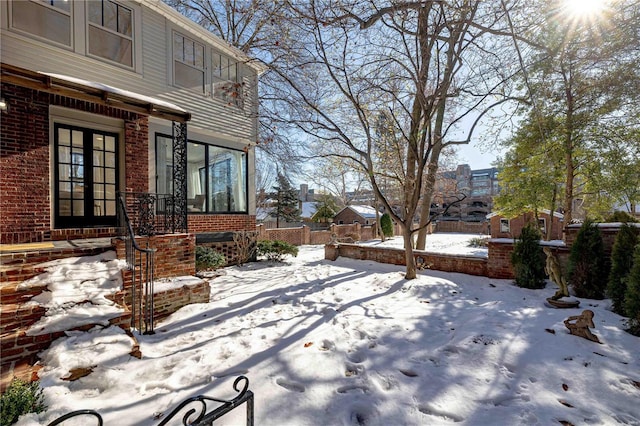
[{"x1": 0, "y1": 0, "x2": 258, "y2": 144}]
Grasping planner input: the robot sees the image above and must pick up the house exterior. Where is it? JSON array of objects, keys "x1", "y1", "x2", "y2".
[
  {"x1": 487, "y1": 210, "x2": 564, "y2": 240},
  {"x1": 1, "y1": 0, "x2": 264, "y2": 255},
  {"x1": 334, "y1": 205, "x2": 378, "y2": 225}
]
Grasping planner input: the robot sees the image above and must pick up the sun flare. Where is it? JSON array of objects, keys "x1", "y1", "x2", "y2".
[{"x1": 563, "y1": 0, "x2": 607, "y2": 18}]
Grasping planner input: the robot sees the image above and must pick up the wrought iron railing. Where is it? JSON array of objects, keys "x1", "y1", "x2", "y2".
[
  {"x1": 120, "y1": 192, "x2": 186, "y2": 236},
  {"x1": 117, "y1": 194, "x2": 156, "y2": 334},
  {"x1": 46, "y1": 376, "x2": 254, "y2": 426}
]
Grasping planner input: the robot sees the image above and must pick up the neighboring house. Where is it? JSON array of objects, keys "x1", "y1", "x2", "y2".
[
  {"x1": 487, "y1": 210, "x2": 564, "y2": 240},
  {"x1": 334, "y1": 205, "x2": 378, "y2": 225},
  {"x1": 0, "y1": 0, "x2": 265, "y2": 254}
]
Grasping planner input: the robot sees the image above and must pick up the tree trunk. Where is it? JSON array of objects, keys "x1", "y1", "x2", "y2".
[
  {"x1": 416, "y1": 143, "x2": 443, "y2": 250},
  {"x1": 402, "y1": 224, "x2": 417, "y2": 279}
]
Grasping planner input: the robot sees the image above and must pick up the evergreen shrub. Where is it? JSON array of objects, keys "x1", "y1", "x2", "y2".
[
  {"x1": 606, "y1": 224, "x2": 640, "y2": 315},
  {"x1": 0, "y1": 379, "x2": 47, "y2": 426},
  {"x1": 567, "y1": 220, "x2": 608, "y2": 299},
  {"x1": 624, "y1": 242, "x2": 640, "y2": 336},
  {"x1": 195, "y1": 245, "x2": 226, "y2": 271},
  {"x1": 380, "y1": 213, "x2": 394, "y2": 238},
  {"x1": 257, "y1": 240, "x2": 298, "y2": 262},
  {"x1": 510, "y1": 223, "x2": 546, "y2": 289}
]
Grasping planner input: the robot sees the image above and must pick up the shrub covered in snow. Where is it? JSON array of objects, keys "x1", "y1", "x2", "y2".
[{"x1": 195, "y1": 245, "x2": 226, "y2": 271}]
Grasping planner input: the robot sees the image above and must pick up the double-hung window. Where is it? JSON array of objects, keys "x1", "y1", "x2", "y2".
[
  {"x1": 500, "y1": 218, "x2": 510, "y2": 233},
  {"x1": 212, "y1": 53, "x2": 244, "y2": 108},
  {"x1": 87, "y1": 0, "x2": 133, "y2": 67},
  {"x1": 11, "y1": 0, "x2": 72, "y2": 47},
  {"x1": 173, "y1": 32, "x2": 205, "y2": 93}
]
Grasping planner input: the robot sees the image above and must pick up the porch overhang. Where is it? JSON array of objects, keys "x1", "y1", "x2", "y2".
[{"x1": 1, "y1": 63, "x2": 191, "y2": 123}]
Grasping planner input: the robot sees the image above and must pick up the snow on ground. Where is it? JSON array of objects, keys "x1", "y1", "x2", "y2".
[{"x1": 16, "y1": 234, "x2": 640, "y2": 426}]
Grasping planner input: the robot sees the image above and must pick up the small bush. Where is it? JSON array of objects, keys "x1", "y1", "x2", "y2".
[
  {"x1": 511, "y1": 223, "x2": 546, "y2": 289},
  {"x1": 567, "y1": 220, "x2": 608, "y2": 299},
  {"x1": 380, "y1": 213, "x2": 394, "y2": 238},
  {"x1": 605, "y1": 211, "x2": 638, "y2": 223},
  {"x1": 624, "y1": 242, "x2": 640, "y2": 336},
  {"x1": 1, "y1": 379, "x2": 47, "y2": 426},
  {"x1": 607, "y1": 224, "x2": 640, "y2": 315},
  {"x1": 467, "y1": 237, "x2": 488, "y2": 248},
  {"x1": 257, "y1": 240, "x2": 298, "y2": 262},
  {"x1": 195, "y1": 245, "x2": 226, "y2": 271}
]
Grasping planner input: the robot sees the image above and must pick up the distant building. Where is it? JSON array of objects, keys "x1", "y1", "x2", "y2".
[
  {"x1": 487, "y1": 210, "x2": 564, "y2": 240},
  {"x1": 334, "y1": 205, "x2": 378, "y2": 225},
  {"x1": 432, "y1": 164, "x2": 500, "y2": 221}
]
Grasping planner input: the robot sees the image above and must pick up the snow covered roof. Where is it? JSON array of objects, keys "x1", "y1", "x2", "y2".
[
  {"x1": 343, "y1": 205, "x2": 378, "y2": 218},
  {"x1": 40, "y1": 71, "x2": 191, "y2": 122}
]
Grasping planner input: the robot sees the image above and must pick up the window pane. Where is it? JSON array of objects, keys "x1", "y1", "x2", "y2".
[
  {"x1": 156, "y1": 136, "x2": 173, "y2": 195},
  {"x1": 103, "y1": 0, "x2": 118, "y2": 32},
  {"x1": 106, "y1": 200, "x2": 116, "y2": 216},
  {"x1": 58, "y1": 128, "x2": 71, "y2": 146},
  {"x1": 73, "y1": 200, "x2": 84, "y2": 216},
  {"x1": 195, "y1": 44, "x2": 204, "y2": 68},
  {"x1": 58, "y1": 146, "x2": 70, "y2": 163},
  {"x1": 118, "y1": 6, "x2": 132, "y2": 36},
  {"x1": 187, "y1": 143, "x2": 206, "y2": 211},
  {"x1": 173, "y1": 33, "x2": 184, "y2": 61},
  {"x1": 93, "y1": 135, "x2": 104, "y2": 150},
  {"x1": 94, "y1": 168, "x2": 104, "y2": 183},
  {"x1": 105, "y1": 152, "x2": 116, "y2": 168},
  {"x1": 94, "y1": 200, "x2": 105, "y2": 216},
  {"x1": 94, "y1": 184, "x2": 105, "y2": 198},
  {"x1": 59, "y1": 164, "x2": 70, "y2": 180},
  {"x1": 93, "y1": 151, "x2": 104, "y2": 167},
  {"x1": 212, "y1": 54, "x2": 221, "y2": 78},
  {"x1": 59, "y1": 199, "x2": 71, "y2": 216},
  {"x1": 13, "y1": 1, "x2": 71, "y2": 46},
  {"x1": 88, "y1": 1, "x2": 102, "y2": 25},
  {"x1": 106, "y1": 184, "x2": 116, "y2": 199},
  {"x1": 174, "y1": 62, "x2": 204, "y2": 92},
  {"x1": 184, "y1": 40, "x2": 195, "y2": 66},
  {"x1": 105, "y1": 136, "x2": 116, "y2": 152},
  {"x1": 72, "y1": 130, "x2": 83, "y2": 147},
  {"x1": 105, "y1": 168, "x2": 116, "y2": 184},
  {"x1": 89, "y1": 26, "x2": 133, "y2": 67},
  {"x1": 207, "y1": 146, "x2": 246, "y2": 212}
]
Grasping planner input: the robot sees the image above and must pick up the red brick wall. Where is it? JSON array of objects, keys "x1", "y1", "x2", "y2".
[
  {"x1": 0, "y1": 82, "x2": 147, "y2": 244},
  {"x1": 326, "y1": 243, "x2": 489, "y2": 277},
  {"x1": 113, "y1": 234, "x2": 195, "y2": 285},
  {"x1": 490, "y1": 212, "x2": 563, "y2": 240},
  {"x1": 486, "y1": 240, "x2": 515, "y2": 279},
  {"x1": 153, "y1": 280, "x2": 210, "y2": 321},
  {"x1": 188, "y1": 214, "x2": 256, "y2": 233}
]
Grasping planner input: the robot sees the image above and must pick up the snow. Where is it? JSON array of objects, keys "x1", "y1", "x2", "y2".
[
  {"x1": 15, "y1": 234, "x2": 640, "y2": 426},
  {"x1": 40, "y1": 72, "x2": 188, "y2": 113}
]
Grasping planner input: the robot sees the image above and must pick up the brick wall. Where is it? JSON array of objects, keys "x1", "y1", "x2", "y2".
[
  {"x1": 490, "y1": 212, "x2": 563, "y2": 240},
  {"x1": 0, "y1": 82, "x2": 147, "y2": 244},
  {"x1": 188, "y1": 214, "x2": 256, "y2": 233},
  {"x1": 325, "y1": 243, "x2": 489, "y2": 277},
  {"x1": 486, "y1": 240, "x2": 515, "y2": 279},
  {"x1": 435, "y1": 221, "x2": 486, "y2": 234},
  {"x1": 112, "y1": 234, "x2": 195, "y2": 285},
  {"x1": 153, "y1": 280, "x2": 211, "y2": 321}
]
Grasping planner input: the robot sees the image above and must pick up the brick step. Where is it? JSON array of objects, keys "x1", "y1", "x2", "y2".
[{"x1": 0, "y1": 303, "x2": 47, "y2": 335}]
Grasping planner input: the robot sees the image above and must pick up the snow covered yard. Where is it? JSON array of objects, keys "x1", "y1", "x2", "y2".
[{"x1": 16, "y1": 235, "x2": 640, "y2": 426}]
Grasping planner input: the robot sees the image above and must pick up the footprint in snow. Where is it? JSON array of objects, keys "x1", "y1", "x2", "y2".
[
  {"x1": 275, "y1": 378, "x2": 305, "y2": 393},
  {"x1": 337, "y1": 384, "x2": 370, "y2": 394},
  {"x1": 418, "y1": 404, "x2": 464, "y2": 423}
]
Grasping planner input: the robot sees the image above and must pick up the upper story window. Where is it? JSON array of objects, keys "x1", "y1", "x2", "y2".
[
  {"x1": 500, "y1": 218, "x2": 510, "y2": 233},
  {"x1": 87, "y1": 0, "x2": 133, "y2": 67},
  {"x1": 11, "y1": 0, "x2": 72, "y2": 47},
  {"x1": 173, "y1": 32, "x2": 205, "y2": 93},
  {"x1": 212, "y1": 53, "x2": 244, "y2": 108}
]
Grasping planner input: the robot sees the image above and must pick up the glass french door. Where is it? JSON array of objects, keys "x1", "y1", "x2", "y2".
[{"x1": 54, "y1": 124, "x2": 119, "y2": 228}]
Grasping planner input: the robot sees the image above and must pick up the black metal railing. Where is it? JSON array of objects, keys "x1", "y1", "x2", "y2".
[
  {"x1": 117, "y1": 194, "x2": 156, "y2": 334},
  {"x1": 120, "y1": 192, "x2": 186, "y2": 236},
  {"x1": 46, "y1": 376, "x2": 254, "y2": 426}
]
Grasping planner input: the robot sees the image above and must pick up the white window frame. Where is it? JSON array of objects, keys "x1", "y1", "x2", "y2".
[
  {"x1": 85, "y1": 0, "x2": 135, "y2": 69},
  {"x1": 9, "y1": 0, "x2": 73, "y2": 48},
  {"x1": 211, "y1": 52, "x2": 244, "y2": 108},
  {"x1": 172, "y1": 31, "x2": 206, "y2": 94},
  {"x1": 500, "y1": 218, "x2": 510, "y2": 233}
]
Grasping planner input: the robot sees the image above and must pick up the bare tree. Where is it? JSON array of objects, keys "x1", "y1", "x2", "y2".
[{"x1": 263, "y1": 1, "x2": 522, "y2": 278}]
